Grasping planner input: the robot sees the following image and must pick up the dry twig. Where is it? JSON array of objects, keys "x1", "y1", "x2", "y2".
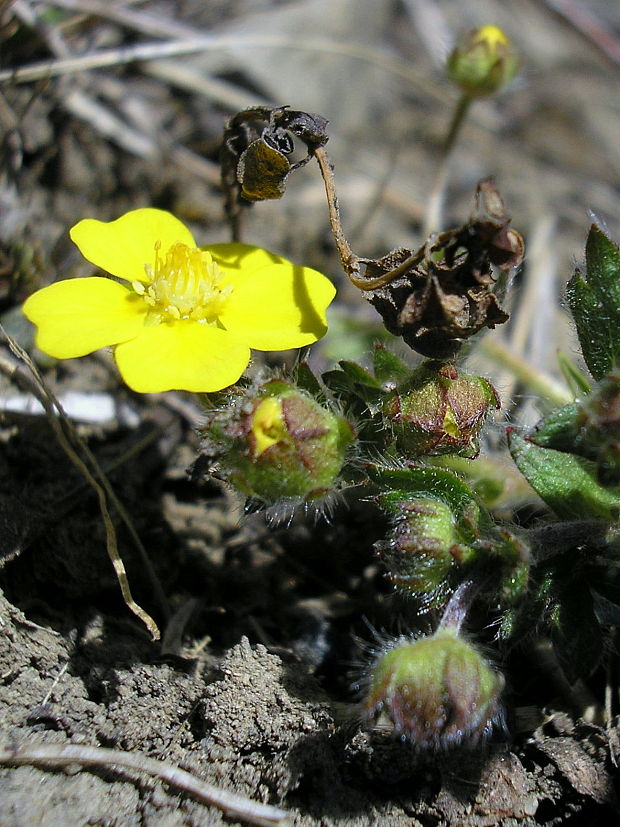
[
  {"x1": 0, "y1": 330, "x2": 166, "y2": 639},
  {"x1": 0, "y1": 741, "x2": 290, "y2": 827}
]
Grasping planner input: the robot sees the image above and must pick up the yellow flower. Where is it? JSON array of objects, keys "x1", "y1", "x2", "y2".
[{"x1": 23, "y1": 208, "x2": 336, "y2": 393}]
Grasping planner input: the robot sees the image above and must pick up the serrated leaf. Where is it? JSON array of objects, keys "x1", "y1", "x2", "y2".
[
  {"x1": 509, "y1": 432, "x2": 620, "y2": 520},
  {"x1": 321, "y1": 368, "x2": 356, "y2": 398},
  {"x1": 566, "y1": 225, "x2": 620, "y2": 379},
  {"x1": 369, "y1": 464, "x2": 480, "y2": 514},
  {"x1": 567, "y1": 269, "x2": 616, "y2": 380},
  {"x1": 585, "y1": 224, "x2": 620, "y2": 310},
  {"x1": 321, "y1": 362, "x2": 385, "y2": 413},
  {"x1": 372, "y1": 345, "x2": 411, "y2": 385},
  {"x1": 370, "y1": 464, "x2": 497, "y2": 548}
]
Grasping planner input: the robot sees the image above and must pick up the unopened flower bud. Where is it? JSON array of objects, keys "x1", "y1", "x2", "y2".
[
  {"x1": 383, "y1": 361, "x2": 500, "y2": 457},
  {"x1": 376, "y1": 497, "x2": 475, "y2": 606},
  {"x1": 364, "y1": 628, "x2": 503, "y2": 748},
  {"x1": 202, "y1": 379, "x2": 354, "y2": 505},
  {"x1": 447, "y1": 25, "x2": 519, "y2": 98}
]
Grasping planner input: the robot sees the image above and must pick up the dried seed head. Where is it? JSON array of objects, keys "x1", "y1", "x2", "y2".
[{"x1": 361, "y1": 180, "x2": 523, "y2": 358}]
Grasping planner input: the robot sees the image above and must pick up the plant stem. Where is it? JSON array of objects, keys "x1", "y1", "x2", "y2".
[
  {"x1": 314, "y1": 146, "x2": 360, "y2": 279},
  {"x1": 423, "y1": 94, "x2": 472, "y2": 238}
]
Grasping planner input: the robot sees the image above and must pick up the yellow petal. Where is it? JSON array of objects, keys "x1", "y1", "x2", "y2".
[
  {"x1": 23, "y1": 278, "x2": 147, "y2": 358},
  {"x1": 217, "y1": 260, "x2": 336, "y2": 351},
  {"x1": 113, "y1": 321, "x2": 251, "y2": 393},
  {"x1": 70, "y1": 208, "x2": 196, "y2": 283},
  {"x1": 208, "y1": 242, "x2": 288, "y2": 272}
]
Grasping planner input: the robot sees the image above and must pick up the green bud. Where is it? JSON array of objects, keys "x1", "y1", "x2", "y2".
[
  {"x1": 202, "y1": 379, "x2": 354, "y2": 505},
  {"x1": 447, "y1": 25, "x2": 519, "y2": 98},
  {"x1": 364, "y1": 628, "x2": 503, "y2": 748},
  {"x1": 383, "y1": 361, "x2": 500, "y2": 458},
  {"x1": 376, "y1": 497, "x2": 474, "y2": 605}
]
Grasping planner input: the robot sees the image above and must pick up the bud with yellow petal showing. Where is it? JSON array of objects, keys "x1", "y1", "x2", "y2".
[
  {"x1": 383, "y1": 361, "x2": 500, "y2": 458},
  {"x1": 201, "y1": 379, "x2": 355, "y2": 506},
  {"x1": 447, "y1": 25, "x2": 519, "y2": 98},
  {"x1": 364, "y1": 627, "x2": 503, "y2": 748}
]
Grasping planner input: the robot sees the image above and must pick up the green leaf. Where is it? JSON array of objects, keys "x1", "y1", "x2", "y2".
[
  {"x1": 338, "y1": 360, "x2": 382, "y2": 389},
  {"x1": 321, "y1": 368, "x2": 356, "y2": 398},
  {"x1": 528, "y1": 403, "x2": 580, "y2": 452},
  {"x1": 509, "y1": 432, "x2": 620, "y2": 520},
  {"x1": 369, "y1": 464, "x2": 491, "y2": 531},
  {"x1": 557, "y1": 351, "x2": 591, "y2": 397},
  {"x1": 322, "y1": 362, "x2": 385, "y2": 413},
  {"x1": 372, "y1": 345, "x2": 411, "y2": 385},
  {"x1": 295, "y1": 361, "x2": 326, "y2": 402},
  {"x1": 566, "y1": 225, "x2": 620, "y2": 380},
  {"x1": 585, "y1": 224, "x2": 620, "y2": 310}
]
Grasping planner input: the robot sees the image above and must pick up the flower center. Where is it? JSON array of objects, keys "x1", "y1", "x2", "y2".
[{"x1": 133, "y1": 241, "x2": 233, "y2": 324}]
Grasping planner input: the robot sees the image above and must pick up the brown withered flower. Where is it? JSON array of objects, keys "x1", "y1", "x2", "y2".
[
  {"x1": 358, "y1": 179, "x2": 524, "y2": 358},
  {"x1": 221, "y1": 106, "x2": 329, "y2": 238}
]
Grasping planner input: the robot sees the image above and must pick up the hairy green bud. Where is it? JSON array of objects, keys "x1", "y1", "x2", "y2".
[
  {"x1": 383, "y1": 361, "x2": 500, "y2": 457},
  {"x1": 201, "y1": 379, "x2": 354, "y2": 505},
  {"x1": 376, "y1": 497, "x2": 474, "y2": 606},
  {"x1": 364, "y1": 628, "x2": 503, "y2": 748},
  {"x1": 447, "y1": 25, "x2": 519, "y2": 98}
]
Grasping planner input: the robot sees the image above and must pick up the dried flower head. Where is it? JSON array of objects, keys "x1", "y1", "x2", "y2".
[{"x1": 359, "y1": 180, "x2": 523, "y2": 358}]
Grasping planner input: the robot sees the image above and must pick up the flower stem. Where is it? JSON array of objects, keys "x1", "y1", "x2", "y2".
[
  {"x1": 423, "y1": 94, "x2": 472, "y2": 238},
  {"x1": 314, "y1": 146, "x2": 360, "y2": 279}
]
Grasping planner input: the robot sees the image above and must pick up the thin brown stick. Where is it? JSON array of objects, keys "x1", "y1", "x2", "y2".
[
  {"x1": 353, "y1": 248, "x2": 425, "y2": 291},
  {"x1": 0, "y1": 742, "x2": 290, "y2": 827},
  {"x1": 313, "y1": 146, "x2": 359, "y2": 279},
  {"x1": 0, "y1": 334, "x2": 165, "y2": 639},
  {"x1": 0, "y1": 30, "x2": 443, "y2": 94},
  {"x1": 314, "y1": 146, "x2": 425, "y2": 291}
]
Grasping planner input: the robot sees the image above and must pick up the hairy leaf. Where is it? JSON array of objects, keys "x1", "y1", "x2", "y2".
[
  {"x1": 566, "y1": 226, "x2": 620, "y2": 380},
  {"x1": 509, "y1": 432, "x2": 620, "y2": 520}
]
